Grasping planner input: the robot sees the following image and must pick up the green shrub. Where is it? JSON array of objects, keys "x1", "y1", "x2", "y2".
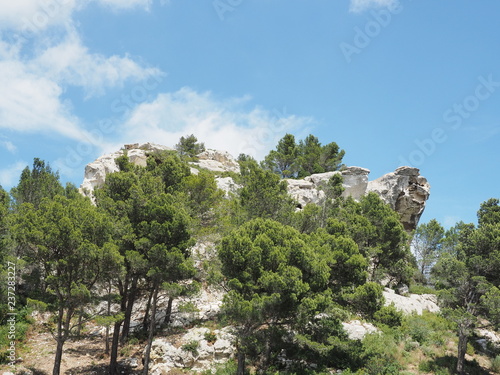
[
  {"x1": 373, "y1": 304, "x2": 403, "y2": 327},
  {"x1": 345, "y1": 282, "x2": 384, "y2": 318},
  {"x1": 409, "y1": 284, "x2": 436, "y2": 295},
  {"x1": 491, "y1": 355, "x2": 500, "y2": 372},
  {"x1": 466, "y1": 341, "x2": 475, "y2": 356},
  {"x1": 204, "y1": 330, "x2": 217, "y2": 344},
  {"x1": 181, "y1": 340, "x2": 200, "y2": 355}
]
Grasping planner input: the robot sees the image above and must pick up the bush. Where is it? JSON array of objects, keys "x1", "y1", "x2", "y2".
[
  {"x1": 181, "y1": 340, "x2": 200, "y2": 356},
  {"x1": 373, "y1": 304, "x2": 403, "y2": 327},
  {"x1": 204, "y1": 330, "x2": 217, "y2": 344},
  {"x1": 409, "y1": 283, "x2": 436, "y2": 295},
  {"x1": 491, "y1": 355, "x2": 500, "y2": 372},
  {"x1": 345, "y1": 282, "x2": 384, "y2": 318}
]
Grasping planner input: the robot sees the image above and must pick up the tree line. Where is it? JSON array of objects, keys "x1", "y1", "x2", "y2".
[{"x1": 0, "y1": 134, "x2": 499, "y2": 374}]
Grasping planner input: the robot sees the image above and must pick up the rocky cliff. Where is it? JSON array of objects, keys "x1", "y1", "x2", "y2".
[{"x1": 80, "y1": 143, "x2": 430, "y2": 231}]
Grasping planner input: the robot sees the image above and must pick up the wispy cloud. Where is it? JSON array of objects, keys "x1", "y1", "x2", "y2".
[
  {"x1": 0, "y1": 139, "x2": 17, "y2": 153},
  {"x1": 31, "y1": 29, "x2": 162, "y2": 98},
  {"x1": 349, "y1": 0, "x2": 398, "y2": 13},
  {"x1": 0, "y1": 161, "x2": 27, "y2": 189},
  {"x1": 0, "y1": 1, "x2": 161, "y2": 143},
  {"x1": 116, "y1": 87, "x2": 313, "y2": 160}
]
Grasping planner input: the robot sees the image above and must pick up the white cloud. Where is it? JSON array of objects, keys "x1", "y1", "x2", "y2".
[
  {"x1": 0, "y1": 59, "x2": 87, "y2": 140},
  {"x1": 0, "y1": 161, "x2": 27, "y2": 189},
  {"x1": 32, "y1": 30, "x2": 162, "y2": 97},
  {"x1": 117, "y1": 87, "x2": 313, "y2": 160},
  {"x1": 349, "y1": 0, "x2": 398, "y2": 13},
  {"x1": 0, "y1": 140, "x2": 17, "y2": 153},
  {"x1": 95, "y1": 0, "x2": 153, "y2": 11},
  {"x1": 0, "y1": 11, "x2": 162, "y2": 141},
  {"x1": 0, "y1": 0, "x2": 78, "y2": 32}
]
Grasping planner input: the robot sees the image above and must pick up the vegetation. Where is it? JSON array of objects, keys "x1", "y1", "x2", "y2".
[{"x1": 1, "y1": 134, "x2": 500, "y2": 375}]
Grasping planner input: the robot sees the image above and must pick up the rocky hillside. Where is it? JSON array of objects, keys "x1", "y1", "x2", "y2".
[{"x1": 80, "y1": 142, "x2": 430, "y2": 231}]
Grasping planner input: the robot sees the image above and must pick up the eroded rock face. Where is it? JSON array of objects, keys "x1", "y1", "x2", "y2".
[
  {"x1": 367, "y1": 167, "x2": 430, "y2": 232},
  {"x1": 79, "y1": 142, "x2": 171, "y2": 198},
  {"x1": 192, "y1": 149, "x2": 240, "y2": 173},
  {"x1": 286, "y1": 166, "x2": 430, "y2": 231},
  {"x1": 80, "y1": 144, "x2": 429, "y2": 231},
  {"x1": 149, "y1": 327, "x2": 235, "y2": 374},
  {"x1": 383, "y1": 288, "x2": 439, "y2": 315}
]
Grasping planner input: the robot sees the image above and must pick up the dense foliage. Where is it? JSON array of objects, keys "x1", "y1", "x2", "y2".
[{"x1": 0, "y1": 134, "x2": 499, "y2": 375}]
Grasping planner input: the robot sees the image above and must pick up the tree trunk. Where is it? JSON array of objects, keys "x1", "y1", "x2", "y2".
[
  {"x1": 237, "y1": 350, "x2": 246, "y2": 375},
  {"x1": 52, "y1": 337, "x2": 65, "y2": 375},
  {"x1": 76, "y1": 310, "x2": 83, "y2": 338},
  {"x1": 142, "y1": 287, "x2": 154, "y2": 333},
  {"x1": 109, "y1": 320, "x2": 123, "y2": 375},
  {"x1": 105, "y1": 283, "x2": 112, "y2": 355},
  {"x1": 121, "y1": 277, "x2": 138, "y2": 343},
  {"x1": 109, "y1": 287, "x2": 127, "y2": 375},
  {"x1": 456, "y1": 329, "x2": 468, "y2": 374},
  {"x1": 163, "y1": 296, "x2": 174, "y2": 325},
  {"x1": 142, "y1": 284, "x2": 159, "y2": 375},
  {"x1": 52, "y1": 307, "x2": 65, "y2": 375}
]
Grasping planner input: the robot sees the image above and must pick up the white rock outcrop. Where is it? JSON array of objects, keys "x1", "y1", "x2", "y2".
[
  {"x1": 79, "y1": 143, "x2": 171, "y2": 197},
  {"x1": 192, "y1": 149, "x2": 240, "y2": 173},
  {"x1": 342, "y1": 320, "x2": 379, "y2": 340},
  {"x1": 367, "y1": 166, "x2": 430, "y2": 232},
  {"x1": 80, "y1": 144, "x2": 430, "y2": 231},
  {"x1": 149, "y1": 327, "x2": 235, "y2": 374},
  {"x1": 382, "y1": 288, "x2": 439, "y2": 315},
  {"x1": 286, "y1": 166, "x2": 430, "y2": 231}
]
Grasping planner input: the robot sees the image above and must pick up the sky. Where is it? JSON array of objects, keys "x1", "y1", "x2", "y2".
[{"x1": 0, "y1": 0, "x2": 499, "y2": 228}]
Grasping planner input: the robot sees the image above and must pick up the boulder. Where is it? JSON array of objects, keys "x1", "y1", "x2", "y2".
[
  {"x1": 286, "y1": 166, "x2": 429, "y2": 231},
  {"x1": 367, "y1": 167, "x2": 430, "y2": 232},
  {"x1": 192, "y1": 149, "x2": 240, "y2": 173},
  {"x1": 382, "y1": 288, "x2": 439, "y2": 315},
  {"x1": 342, "y1": 320, "x2": 378, "y2": 340},
  {"x1": 79, "y1": 142, "x2": 172, "y2": 198},
  {"x1": 149, "y1": 327, "x2": 235, "y2": 374}
]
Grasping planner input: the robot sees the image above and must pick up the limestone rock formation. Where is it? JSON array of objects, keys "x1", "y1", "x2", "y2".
[
  {"x1": 341, "y1": 320, "x2": 379, "y2": 340},
  {"x1": 79, "y1": 144, "x2": 429, "y2": 230},
  {"x1": 367, "y1": 166, "x2": 430, "y2": 232},
  {"x1": 149, "y1": 327, "x2": 235, "y2": 374},
  {"x1": 286, "y1": 166, "x2": 430, "y2": 231},
  {"x1": 79, "y1": 142, "x2": 171, "y2": 197},
  {"x1": 382, "y1": 288, "x2": 439, "y2": 315},
  {"x1": 191, "y1": 149, "x2": 240, "y2": 173}
]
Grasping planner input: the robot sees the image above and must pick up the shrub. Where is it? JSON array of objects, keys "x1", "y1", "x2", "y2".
[
  {"x1": 204, "y1": 330, "x2": 217, "y2": 344},
  {"x1": 409, "y1": 284, "x2": 436, "y2": 295},
  {"x1": 491, "y1": 355, "x2": 500, "y2": 372},
  {"x1": 373, "y1": 304, "x2": 403, "y2": 327},
  {"x1": 345, "y1": 282, "x2": 384, "y2": 318},
  {"x1": 181, "y1": 340, "x2": 200, "y2": 356}
]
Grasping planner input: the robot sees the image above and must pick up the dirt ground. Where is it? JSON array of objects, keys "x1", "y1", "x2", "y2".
[{"x1": 1, "y1": 329, "x2": 143, "y2": 375}]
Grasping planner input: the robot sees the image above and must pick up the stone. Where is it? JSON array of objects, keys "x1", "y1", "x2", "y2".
[
  {"x1": 341, "y1": 320, "x2": 378, "y2": 340},
  {"x1": 382, "y1": 288, "x2": 439, "y2": 315},
  {"x1": 148, "y1": 326, "x2": 235, "y2": 373},
  {"x1": 216, "y1": 176, "x2": 241, "y2": 196},
  {"x1": 286, "y1": 166, "x2": 429, "y2": 231},
  {"x1": 367, "y1": 167, "x2": 430, "y2": 232},
  {"x1": 192, "y1": 149, "x2": 240, "y2": 173},
  {"x1": 79, "y1": 143, "x2": 172, "y2": 198},
  {"x1": 79, "y1": 143, "x2": 430, "y2": 231}
]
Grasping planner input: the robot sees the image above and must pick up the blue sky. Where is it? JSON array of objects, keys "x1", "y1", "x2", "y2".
[{"x1": 1, "y1": 0, "x2": 499, "y2": 228}]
